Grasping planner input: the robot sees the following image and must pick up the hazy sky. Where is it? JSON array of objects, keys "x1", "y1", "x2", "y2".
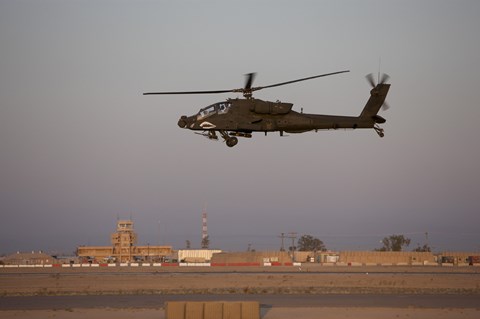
[{"x1": 1, "y1": 1, "x2": 479, "y2": 255}]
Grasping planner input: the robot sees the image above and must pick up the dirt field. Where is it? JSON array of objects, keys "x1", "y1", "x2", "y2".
[
  {"x1": 1, "y1": 266, "x2": 479, "y2": 318},
  {"x1": 1, "y1": 265, "x2": 479, "y2": 296}
]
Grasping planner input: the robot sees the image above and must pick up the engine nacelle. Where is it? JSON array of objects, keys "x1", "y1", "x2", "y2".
[
  {"x1": 250, "y1": 100, "x2": 293, "y2": 115},
  {"x1": 372, "y1": 115, "x2": 386, "y2": 124}
]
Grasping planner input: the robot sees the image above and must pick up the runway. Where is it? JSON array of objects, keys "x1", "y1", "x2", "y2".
[{"x1": 1, "y1": 294, "x2": 479, "y2": 310}]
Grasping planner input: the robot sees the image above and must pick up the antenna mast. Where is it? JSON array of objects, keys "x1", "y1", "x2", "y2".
[{"x1": 201, "y1": 204, "x2": 208, "y2": 248}]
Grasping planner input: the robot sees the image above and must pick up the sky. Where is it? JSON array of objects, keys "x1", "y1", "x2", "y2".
[{"x1": 1, "y1": 0, "x2": 479, "y2": 255}]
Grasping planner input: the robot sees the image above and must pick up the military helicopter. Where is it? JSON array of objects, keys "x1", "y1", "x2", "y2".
[{"x1": 144, "y1": 70, "x2": 390, "y2": 147}]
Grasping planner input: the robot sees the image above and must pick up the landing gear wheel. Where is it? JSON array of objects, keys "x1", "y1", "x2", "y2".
[
  {"x1": 226, "y1": 137, "x2": 238, "y2": 147},
  {"x1": 374, "y1": 125, "x2": 385, "y2": 138}
]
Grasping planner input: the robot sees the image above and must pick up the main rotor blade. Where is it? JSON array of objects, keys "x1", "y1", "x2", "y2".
[
  {"x1": 143, "y1": 89, "x2": 234, "y2": 95},
  {"x1": 253, "y1": 70, "x2": 350, "y2": 91},
  {"x1": 144, "y1": 70, "x2": 350, "y2": 97},
  {"x1": 244, "y1": 73, "x2": 256, "y2": 90}
]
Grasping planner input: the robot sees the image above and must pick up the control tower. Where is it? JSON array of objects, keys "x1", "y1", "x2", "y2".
[
  {"x1": 77, "y1": 219, "x2": 172, "y2": 263},
  {"x1": 111, "y1": 220, "x2": 138, "y2": 261}
]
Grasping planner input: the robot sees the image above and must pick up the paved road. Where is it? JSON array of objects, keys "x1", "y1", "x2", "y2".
[{"x1": 1, "y1": 294, "x2": 478, "y2": 310}]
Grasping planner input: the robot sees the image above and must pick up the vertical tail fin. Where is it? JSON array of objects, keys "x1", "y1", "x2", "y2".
[{"x1": 359, "y1": 84, "x2": 390, "y2": 119}]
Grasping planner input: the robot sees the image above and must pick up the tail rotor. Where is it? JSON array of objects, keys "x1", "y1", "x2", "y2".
[
  {"x1": 366, "y1": 72, "x2": 390, "y2": 88},
  {"x1": 366, "y1": 73, "x2": 391, "y2": 111}
]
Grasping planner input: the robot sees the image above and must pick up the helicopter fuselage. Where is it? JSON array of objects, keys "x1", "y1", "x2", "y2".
[
  {"x1": 144, "y1": 71, "x2": 390, "y2": 147},
  {"x1": 179, "y1": 99, "x2": 368, "y2": 133},
  {"x1": 178, "y1": 83, "x2": 389, "y2": 145}
]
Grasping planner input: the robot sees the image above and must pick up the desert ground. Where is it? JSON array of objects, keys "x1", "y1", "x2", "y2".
[{"x1": 1, "y1": 265, "x2": 479, "y2": 318}]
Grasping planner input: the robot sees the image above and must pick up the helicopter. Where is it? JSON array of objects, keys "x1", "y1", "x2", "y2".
[{"x1": 143, "y1": 70, "x2": 390, "y2": 147}]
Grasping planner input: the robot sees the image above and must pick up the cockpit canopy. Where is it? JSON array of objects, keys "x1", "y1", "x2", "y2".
[{"x1": 197, "y1": 102, "x2": 232, "y2": 120}]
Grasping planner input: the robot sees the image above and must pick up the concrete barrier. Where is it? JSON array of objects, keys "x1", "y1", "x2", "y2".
[
  {"x1": 348, "y1": 262, "x2": 362, "y2": 266},
  {"x1": 186, "y1": 302, "x2": 204, "y2": 319},
  {"x1": 162, "y1": 263, "x2": 180, "y2": 267},
  {"x1": 165, "y1": 301, "x2": 260, "y2": 319},
  {"x1": 179, "y1": 262, "x2": 211, "y2": 267},
  {"x1": 241, "y1": 302, "x2": 260, "y2": 319},
  {"x1": 211, "y1": 263, "x2": 227, "y2": 267},
  {"x1": 204, "y1": 302, "x2": 223, "y2": 318},
  {"x1": 223, "y1": 302, "x2": 241, "y2": 319},
  {"x1": 166, "y1": 301, "x2": 185, "y2": 319}
]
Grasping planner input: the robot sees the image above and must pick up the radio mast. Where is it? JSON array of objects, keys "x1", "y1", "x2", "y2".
[{"x1": 201, "y1": 204, "x2": 209, "y2": 248}]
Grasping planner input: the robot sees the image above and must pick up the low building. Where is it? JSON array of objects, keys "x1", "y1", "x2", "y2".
[
  {"x1": 3, "y1": 251, "x2": 55, "y2": 265},
  {"x1": 292, "y1": 251, "x2": 339, "y2": 263},
  {"x1": 439, "y1": 252, "x2": 480, "y2": 265},
  {"x1": 177, "y1": 249, "x2": 222, "y2": 263},
  {"x1": 77, "y1": 220, "x2": 172, "y2": 263},
  {"x1": 339, "y1": 251, "x2": 435, "y2": 265},
  {"x1": 211, "y1": 251, "x2": 292, "y2": 265}
]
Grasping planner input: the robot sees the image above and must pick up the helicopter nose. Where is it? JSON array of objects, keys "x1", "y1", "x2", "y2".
[{"x1": 178, "y1": 115, "x2": 188, "y2": 128}]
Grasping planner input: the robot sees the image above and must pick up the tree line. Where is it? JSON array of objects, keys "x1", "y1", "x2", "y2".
[
  {"x1": 187, "y1": 233, "x2": 432, "y2": 252},
  {"x1": 294, "y1": 234, "x2": 431, "y2": 252}
]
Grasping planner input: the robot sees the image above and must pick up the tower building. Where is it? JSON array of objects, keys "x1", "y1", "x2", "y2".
[
  {"x1": 77, "y1": 219, "x2": 172, "y2": 263},
  {"x1": 111, "y1": 220, "x2": 137, "y2": 261}
]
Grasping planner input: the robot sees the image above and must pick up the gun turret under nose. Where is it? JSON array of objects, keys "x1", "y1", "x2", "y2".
[{"x1": 178, "y1": 115, "x2": 188, "y2": 128}]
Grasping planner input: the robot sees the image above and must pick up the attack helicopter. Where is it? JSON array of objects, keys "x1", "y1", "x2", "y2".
[{"x1": 143, "y1": 71, "x2": 390, "y2": 147}]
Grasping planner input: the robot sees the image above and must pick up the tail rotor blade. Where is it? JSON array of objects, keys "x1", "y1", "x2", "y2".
[
  {"x1": 380, "y1": 73, "x2": 390, "y2": 84},
  {"x1": 382, "y1": 101, "x2": 391, "y2": 111},
  {"x1": 366, "y1": 73, "x2": 376, "y2": 88}
]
